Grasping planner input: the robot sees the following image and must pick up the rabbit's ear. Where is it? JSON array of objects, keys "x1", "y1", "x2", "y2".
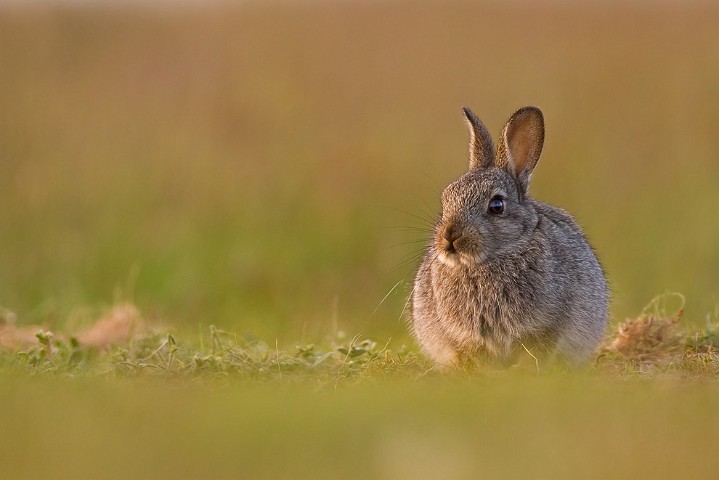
[
  {"x1": 497, "y1": 106, "x2": 544, "y2": 193},
  {"x1": 463, "y1": 107, "x2": 495, "y2": 170}
]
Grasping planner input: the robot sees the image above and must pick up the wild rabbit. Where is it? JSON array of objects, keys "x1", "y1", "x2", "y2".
[{"x1": 411, "y1": 106, "x2": 609, "y2": 368}]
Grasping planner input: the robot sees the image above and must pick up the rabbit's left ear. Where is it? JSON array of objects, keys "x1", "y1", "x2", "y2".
[
  {"x1": 463, "y1": 107, "x2": 495, "y2": 170},
  {"x1": 497, "y1": 106, "x2": 544, "y2": 194}
]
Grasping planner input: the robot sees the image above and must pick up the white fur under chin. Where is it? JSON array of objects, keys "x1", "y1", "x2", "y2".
[{"x1": 437, "y1": 251, "x2": 486, "y2": 268}]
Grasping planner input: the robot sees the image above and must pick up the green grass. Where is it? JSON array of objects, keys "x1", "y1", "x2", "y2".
[
  {"x1": 2, "y1": 2, "x2": 719, "y2": 479},
  {"x1": 1, "y1": 321, "x2": 719, "y2": 480},
  {"x1": 1, "y1": 293, "x2": 717, "y2": 381},
  {"x1": 1, "y1": 299, "x2": 718, "y2": 479}
]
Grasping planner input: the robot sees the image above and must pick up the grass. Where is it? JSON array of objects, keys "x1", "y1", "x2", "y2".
[
  {"x1": 1, "y1": 293, "x2": 717, "y2": 381},
  {"x1": 1, "y1": 298, "x2": 719, "y2": 480},
  {"x1": 1, "y1": 2, "x2": 719, "y2": 478}
]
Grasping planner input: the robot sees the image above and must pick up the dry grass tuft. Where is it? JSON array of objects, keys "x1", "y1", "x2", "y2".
[
  {"x1": 605, "y1": 293, "x2": 684, "y2": 360},
  {"x1": 598, "y1": 293, "x2": 719, "y2": 376},
  {"x1": 74, "y1": 303, "x2": 141, "y2": 349},
  {"x1": 0, "y1": 303, "x2": 144, "y2": 351},
  {"x1": 0, "y1": 308, "x2": 42, "y2": 350}
]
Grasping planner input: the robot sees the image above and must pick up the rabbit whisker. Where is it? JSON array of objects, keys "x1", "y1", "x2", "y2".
[{"x1": 374, "y1": 278, "x2": 406, "y2": 314}]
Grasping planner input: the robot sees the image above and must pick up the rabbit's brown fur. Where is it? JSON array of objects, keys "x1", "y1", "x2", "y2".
[{"x1": 411, "y1": 106, "x2": 609, "y2": 367}]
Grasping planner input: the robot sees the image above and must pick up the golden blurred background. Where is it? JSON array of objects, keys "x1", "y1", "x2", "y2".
[{"x1": 1, "y1": 0, "x2": 718, "y2": 342}]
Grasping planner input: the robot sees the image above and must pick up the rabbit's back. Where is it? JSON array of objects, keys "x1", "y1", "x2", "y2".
[{"x1": 531, "y1": 200, "x2": 609, "y2": 360}]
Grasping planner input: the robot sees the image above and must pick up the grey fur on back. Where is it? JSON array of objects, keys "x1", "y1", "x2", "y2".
[{"x1": 411, "y1": 106, "x2": 609, "y2": 367}]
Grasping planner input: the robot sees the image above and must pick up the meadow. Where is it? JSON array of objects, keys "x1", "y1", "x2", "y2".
[{"x1": 1, "y1": 1, "x2": 719, "y2": 478}]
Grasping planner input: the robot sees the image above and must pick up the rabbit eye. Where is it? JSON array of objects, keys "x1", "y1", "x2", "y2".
[{"x1": 487, "y1": 196, "x2": 505, "y2": 215}]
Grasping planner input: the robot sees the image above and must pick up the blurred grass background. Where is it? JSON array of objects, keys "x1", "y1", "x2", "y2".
[
  {"x1": 2, "y1": 3, "x2": 719, "y2": 480},
  {"x1": 1, "y1": 0, "x2": 719, "y2": 343}
]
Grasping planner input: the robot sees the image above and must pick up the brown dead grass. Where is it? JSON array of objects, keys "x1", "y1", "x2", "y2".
[
  {"x1": 0, "y1": 303, "x2": 141, "y2": 351},
  {"x1": 604, "y1": 293, "x2": 685, "y2": 361},
  {"x1": 597, "y1": 293, "x2": 719, "y2": 375},
  {"x1": 74, "y1": 303, "x2": 141, "y2": 349}
]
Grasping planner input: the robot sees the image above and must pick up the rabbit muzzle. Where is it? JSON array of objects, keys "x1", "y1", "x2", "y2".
[{"x1": 435, "y1": 222, "x2": 486, "y2": 267}]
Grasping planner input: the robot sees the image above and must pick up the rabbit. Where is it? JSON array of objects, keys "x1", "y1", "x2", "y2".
[{"x1": 411, "y1": 106, "x2": 609, "y2": 368}]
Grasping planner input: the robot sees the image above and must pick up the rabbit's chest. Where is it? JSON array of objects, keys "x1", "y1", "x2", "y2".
[{"x1": 432, "y1": 264, "x2": 540, "y2": 352}]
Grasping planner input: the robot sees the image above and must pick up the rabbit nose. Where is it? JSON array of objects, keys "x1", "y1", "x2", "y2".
[{"x1": 442, "y1": 224, "x2": 463, "y2": 252}]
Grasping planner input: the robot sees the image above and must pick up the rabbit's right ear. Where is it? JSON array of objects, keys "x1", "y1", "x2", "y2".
[
  {"x1": 463, "y1": 107, "x2": 495, "y2": 170},
  {"x1": 497, "y1": 106, "x2": 544, "y2": 195}
]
